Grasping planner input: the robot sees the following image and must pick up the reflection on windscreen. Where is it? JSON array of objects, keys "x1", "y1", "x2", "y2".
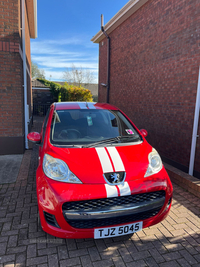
[{"x1": 50, "y1": 109, "x2": 140, "y2": 145}]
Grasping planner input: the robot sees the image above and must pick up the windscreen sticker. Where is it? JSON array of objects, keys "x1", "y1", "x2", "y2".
[
  {"x1": 125, "y1": 129, "x2": 134, "y2": 135},
  {"x1": 87, "y1": 116, "x2": 93, "y2": 126}
]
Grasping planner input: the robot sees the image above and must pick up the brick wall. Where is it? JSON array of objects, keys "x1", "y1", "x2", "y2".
[
  {"x1": 0, "y1": 0, "x2": 32, "y2": 155},
  {"x1": 32, "y1": 89, "x2": 54, "y2": 104},
  {"x1": 99, "y1": 0, "x2": 200, "y2": 177}
]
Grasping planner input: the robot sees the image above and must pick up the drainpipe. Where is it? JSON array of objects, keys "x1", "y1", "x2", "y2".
[
  {"x1": 22, "y1": 0, "x2": 29, "y2": 149},
  {"x1": 101, "y1": 14, "x2": 110, "y2": 103},
  {"x1": 189, "y1": 67, "x2": 200, "y2": 175}
]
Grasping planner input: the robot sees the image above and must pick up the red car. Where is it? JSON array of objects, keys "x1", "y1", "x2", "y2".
[{"x1": 28, "y1": 102, "x2": 173, "y2": 239}]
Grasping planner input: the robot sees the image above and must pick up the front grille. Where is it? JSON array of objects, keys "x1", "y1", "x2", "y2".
[
  {"x1": 62, "y1": 190, "x2": 165, "y2": 229},
  {"x1": 67, "y1": 207, "x2": 161, "y2": 229},
  {"x1": 63, "y1": 191, "x2": 165, "y2": 211}
]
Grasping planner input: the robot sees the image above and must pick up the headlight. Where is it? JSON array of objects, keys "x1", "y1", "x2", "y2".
[
  {"x1": 144, "y1": 148, "x2": 162, "y2": 177},
  {"x1": 43, "y1": 154, "x2": 82, "y2": 183}
]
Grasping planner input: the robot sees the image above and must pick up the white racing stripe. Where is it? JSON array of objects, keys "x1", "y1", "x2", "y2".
[
  {"x1": 105, "y1": 184, "x2": 118, "y2": 198},
  {"x1": 117, "y1": 182, "x2": 131, "y2": 196},
  {"x1": 78, "y1": 103, "x2": 87, "y2": 109},
  {"x1": 96, "y1": 147, "x2": 114, "y2": 173},
  {"x1": 77, "y1": 102, "x2": 96, "y2": 109},
  {"x1": 87, "y1": 103, "x2": 96, "y2": 109},
  {"x1": 106, "y1": 147, "x2": 125, "y2": 172},
  {"x1": 96, "y1": 147, "x2": 129, "y2": 197}
]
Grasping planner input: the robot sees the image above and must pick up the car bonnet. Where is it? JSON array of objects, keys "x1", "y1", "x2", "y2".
[{"x1": 47, "y1": 142, "x2": 152, "y2": 184}]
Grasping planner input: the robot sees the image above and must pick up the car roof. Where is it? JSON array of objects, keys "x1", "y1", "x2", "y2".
[{"x1": 53, "y1": 102, "x2": 119, "y2": 111}]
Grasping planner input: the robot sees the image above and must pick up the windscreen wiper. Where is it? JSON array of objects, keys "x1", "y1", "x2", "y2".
[
  {"x1": 82, "y1": 135, "x2": 140, "y2": 148},
  {"x1": 82, "y1": 136, "x2": 121, "y2": 148}
]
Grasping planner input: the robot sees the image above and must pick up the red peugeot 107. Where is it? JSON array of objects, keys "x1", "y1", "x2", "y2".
[{"x1": 27, "y1": 102, "x2": 173, "y2": 239}]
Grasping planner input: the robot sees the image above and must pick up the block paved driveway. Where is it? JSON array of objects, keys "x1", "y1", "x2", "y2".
[{"x1": 0, "y1": 117, "x2": 200, "y2": 267}]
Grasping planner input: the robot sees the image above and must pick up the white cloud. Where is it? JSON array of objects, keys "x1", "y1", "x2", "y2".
[
  {"x1": 31, "y1": 55, "x2": 98, "y2": 70},
  {"x1": 43, "y1": 69, "x2": 98, "y2": 83},
  {"x1": 31, "y1": 36, "x2": 99, "y2": 83},
  {"x1": 31, "y1": 43, "x2": 83, "y2": 56}
]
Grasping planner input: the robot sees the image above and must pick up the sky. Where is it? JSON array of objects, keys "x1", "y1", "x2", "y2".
[{"x1": 31, "y1": 0, "x2": 129, "y2": 83}]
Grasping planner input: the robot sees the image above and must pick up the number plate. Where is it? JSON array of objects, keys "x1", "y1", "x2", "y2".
[{"x1": 94, "y1": 221, "x2": 143, "y2": 239}]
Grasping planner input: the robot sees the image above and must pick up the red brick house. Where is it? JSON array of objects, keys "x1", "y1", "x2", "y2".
[
  {"x1": 0, "y1": 0, "x2": 37, "y2": 155},
  {"x1": 92, "y1": 0, "x2": 200, "y2": 178}
]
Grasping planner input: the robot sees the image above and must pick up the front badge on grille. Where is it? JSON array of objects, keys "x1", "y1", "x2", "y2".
[{"x1": 104, "y1": 172, "x2": 126, "y2": 185}]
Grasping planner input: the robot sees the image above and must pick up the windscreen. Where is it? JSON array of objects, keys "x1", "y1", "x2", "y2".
[{"x1": 50, "y1": 109, "x2": 141, "y2": 146}]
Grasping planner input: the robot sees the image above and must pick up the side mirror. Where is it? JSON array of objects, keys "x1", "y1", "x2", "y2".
[
  {"x1": 27, "y1": 132, "x2": 41, "y2": 144},
  {"x1": 140, "y1": 129, "x2": 148, "y2": 137}
]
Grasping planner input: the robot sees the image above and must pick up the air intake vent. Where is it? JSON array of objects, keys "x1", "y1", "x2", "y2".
[{"x1": 43, "y1": 211, "x2": 60, "y2": 228}]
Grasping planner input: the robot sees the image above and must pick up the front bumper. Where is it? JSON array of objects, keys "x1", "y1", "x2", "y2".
[{"x1": 37, "y1": 167, "x2": 173, "y2": 239}]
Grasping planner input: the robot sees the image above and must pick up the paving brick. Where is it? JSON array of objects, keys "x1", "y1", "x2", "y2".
[
  {"x1": 194, "y1": 254, "x2": 200, "y2": 263},
  {"x1": 179, "y1": 249, "x2": 198, "y2": 265},
  {"x1": 118, "y1": 247, "x2": 132, "y2": 263},
  {"x1": 18, "y1": 228, "x2": 28, "y2": 240},
  {"x1": 112, "y1": 256, "x2": 126, "y2": 267},
  {"x1": 60, "y1": 257, "x2": 81, "y2": 267},
  {"x1": 94, "y1": 239, "x2": 107, "y2": 252},
  {"x1": 92, "y1": 259, "x2": 114, "y2": 267},
  {"x1": 3, "y1": 262, "x2": 15, "y2": 267},
  {"x1": 48, "y1": 254, "x2": 59, "y2": 267},
  {"x1": 145, "y1": 257, "x2": 159, "y2": 267},
  {"x1": 159, "y1": 261, "x2": 180, "y2": 267},
  {"x1": 0, "y1": 254, "x2": 15, "y2": 264},
  {"x1": 77, "y1": 240, "x2": 95, "y2": 249},
  {"x1": 137, "y1": 241, "x2": 154, "y2": 251},
  {"x1": 26, "y1": 256, "x2": 48, "y2": 266},
  {"x1": 28, "y1": 222, "x2": 37, "y2": 233},
  {"x1": 27, "y1": 244, "x2": 37, "y2": 258},
  {"x1": 68, "y1": 248, "x2": 88, "y2": 258},
  {"x1": 177, "y1": 258, "x2": 192, "y2": 267},
  {"x1": 100, "y1": 248, "x2": 119, "y2": 260},
  {"x1": 126, "y1": 259, "x2": 147, "y2": 267},
  {"x1": 164, "y1": 243, "x2": 183, "y2": 251},
  {"x1": 162, "y1": 251, "x2": 182, "y2": 261},
  {"x1": 66, "y1": 239, "x2": 77, "y2": 251},
  {"x1": 1, "y1": 230, "x2": 18, "y2": 237},
  {"x1": 148, "y1": 248, "x2": 165, "y2": 263},
  {"x1": 37, "y1": 264, "x2": 48, "y2": 267},
  {"x1": 0, "y1": 236, "x2": 8, "y2": 243},
  {"x1": 6, "y1": 245, "x2": 26, "y2": 254},
  {"x1": 7, "y1": 235, "x2": 18, "y2": 248},
  {"x1": 88, "y1": 246, "x2": 101, "y2": 261},
  {"x1": 16, "y1": 252, "x2": 26, "y2": 267},
  {"x1": 181, "y1": 240, "x2": 199, "y2": 255},
  {"x1": 106, "y1": 241, "x2": 125, "y2": 251},
  {"x1": 131, "y1": 251, "x2": 150, "y2": 261},
  {"x1": 124, "y1": 240, "x2": 138, "y2": 254},
  {"x1": 80, "y1": 255, "x2": 93, "y2": 267},
  {"x1": 2, "y1": 222, "x2": 12, "y2": 231},
  {"x1": 38, "y1": 247, "x2": 57, "y2": 256},
  {"x1": 185, "y1": 235, "x2": 200, "y2": 247},
  {"x1": 0, "y1": 242, "x2": 7, "y2": 256},
  {"x1": 58, "y1": 245, "x2": 69, "y2": 260}
]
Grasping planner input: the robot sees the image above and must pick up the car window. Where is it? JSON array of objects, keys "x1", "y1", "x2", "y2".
[{"x1": 50, "y1": 109, "x2": 141, "y2": 146}]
